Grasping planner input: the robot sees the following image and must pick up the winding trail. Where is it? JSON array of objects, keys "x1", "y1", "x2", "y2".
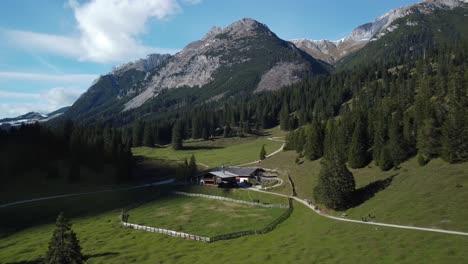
[
  {"x1": 5, "y1": 135, "x2": 466, "y2": 238},
  {"x1": 247, "y1": 188, "x2": 468, "y2": 237},
  {"x1": 233, "y1": 137, "x2": 285, "y2": 167},
  {"x1": 0, "y1": 179, "x2": 175, "y2": 209}
]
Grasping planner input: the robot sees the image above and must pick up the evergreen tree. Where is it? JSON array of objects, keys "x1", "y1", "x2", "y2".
[
  {"x1": 45, "y1": 212, "x2": 84, "y2": 264},
  {"x1": 303, "y1": 120, "x2": 323, "y2": 160},
  {"x1": 403, "y1": 109, "x2": 416, "y2": 156},
  {"x1": 314, "y1": 120, "x2": 355, "y2": 210},
  {"x1": 202, "y1": 126, "x2": 209, "y2": 140},
  {"x1": 189, "y1": 154, "x2": 197, "y2": 177},
  {"x1": 416, "y1": 116, "x2": 439, "y2": 164},
  {"x1": 172, "y1": 122, "x2": 183, "y2": 150},
  {"x1": 379, "y1": 145, "x2": 393, "y2": 171},
  {"x1": 441, "y1": 72, "x2": 468, "y2": 163},
  {"x1": 143, "y1": 123, "x2": 154, "y2": 147},
  {"x1": 373, "y1": 106, "x2": 388, "y2": 166},
  {"x1": 191, "y1": 116, "x2": 200, "y2": 139},
  {"x1": 388, "y1": 110, "x2": 407, "y2": 167},
  {"x1": 280, "y1": 101, "x2": 290, "y2": 131},
  {"x1": 314, "y1": 158, "x2": 355, "y2": 210},
  {"x1": 131, "y1": 120, "x2": 144, "y2": 147},
  {"x1": 347, "y1": 116, "x2": 369, "y2": 168},
  {"x1": 259, "y1": 145, "x2": 267, "y2": 160}
]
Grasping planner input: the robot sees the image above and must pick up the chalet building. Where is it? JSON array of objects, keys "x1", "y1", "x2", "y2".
[{"x1": 194, "y1": 167, "x2": 265, "y2": 187}]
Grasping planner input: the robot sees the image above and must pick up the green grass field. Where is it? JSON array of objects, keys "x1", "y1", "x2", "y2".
[
  {"x1": 2, "y1": 130, "x2": 468, "y2": 263},
  {"x1": 260, "y1": 150, "x2": 468, "y2": 232},
  {"x1": 259, "y1": 150, "x2": 320, "y2": 199},
  {"x1": 129, "y1": 195, "x2": 286, "y2": 237},
  {"x1": 132, "y1": 135, "x2": 283, "y2": 168},
  {"x1": 2, "y1": 188, "x2": 468, "y2": 264}
]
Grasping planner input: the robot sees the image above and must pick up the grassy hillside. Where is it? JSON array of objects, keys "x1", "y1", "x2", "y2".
[
  {"x1": 133, "y1": 135, "x2": 283, "y2": 168},
  {"x1": 260, "y1": 150, "x2": 468, "y2": 232},
  {"x1": 1, "y1": 188, "x2": 468, "y2": 264}
]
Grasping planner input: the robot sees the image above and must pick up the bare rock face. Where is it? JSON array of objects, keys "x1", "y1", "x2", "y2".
[
  {"x1": 112, "y1": 54, "x2": 171, "y2": 76},
  {"x1": 124, "y1": 18, "x2": 293, "y2": 111},
  {"x1": 291, "y1": 0, "x2": 467, "y2": 64},
  {"x1": 255, "y1": 62, "x2": 307, "y2": 92}
]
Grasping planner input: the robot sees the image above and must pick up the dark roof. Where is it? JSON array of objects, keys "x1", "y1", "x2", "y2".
[
  {"x1": 224, "y1": 167, "x2": 264, "y2": 176},
  {"x1": 200, "y1": 167, "x2": 264, "y2": 177}
]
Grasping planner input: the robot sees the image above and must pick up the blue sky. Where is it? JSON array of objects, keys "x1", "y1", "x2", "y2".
[{"x1": 0, "y1": 0, "x2": 419, "y2": 118}]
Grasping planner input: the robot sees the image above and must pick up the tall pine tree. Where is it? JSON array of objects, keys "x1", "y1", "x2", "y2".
[
  {"x1": 348, "y1": 115, "x2": 369, "y2": 168},
  {"x1": 314, "y1": 120, "x2": 355, "y2": 210},
  {"x1": 172, "y1": 122, "x2": 183, "y2": 150},
  {"x1": 441, "y1": 72, "x2": 468, "y2": 163},
  {"x1": 45, "y1": 212, "x2": 84, "y2": 264}
]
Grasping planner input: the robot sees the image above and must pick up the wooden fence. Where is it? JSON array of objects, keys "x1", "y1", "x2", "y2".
[
  {"x1": 122, "y1": 222, "x2": 211, "y2": 242},
  {"x1": 122, "y1": 198, "x2": 294, "y2": 243},
  {"x1": 210, "y1": 198, "x2": 294, "y2": 242},
  {"x1": 173, "y1": 191, "x2": 289, "y2": 209}
]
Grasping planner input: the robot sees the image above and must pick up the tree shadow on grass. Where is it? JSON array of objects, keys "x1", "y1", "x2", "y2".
[
  {"x1": 181, "y1": 146, "x2": 224, "y2": 151},
  {"x1": 86, "y1": 252, "x2": 119, "y2": 260},
  {"x1": 351, "y1": 174, "x2": 398, "y2": 208},
  {"x1": 6, "y1": 252, "x2": 119, "y2": 264},
  {"x1": 249, "y1": 130, "x2": 272, "y2": 137},
  {"x1": 7, "y1": 260, "x2": 42, "y2": 264}
]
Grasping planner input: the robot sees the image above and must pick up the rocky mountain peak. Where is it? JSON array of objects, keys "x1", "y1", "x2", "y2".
[
  {"x1": 111, "y1": 53, "x2": 172, "y2": 75},
  {"x1": 291, "y1": 0, "x2": 467, "y2": 64}
]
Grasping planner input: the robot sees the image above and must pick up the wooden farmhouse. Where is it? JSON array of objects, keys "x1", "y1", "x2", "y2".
[{"x1": 193, "y1": 167, "x2": 265, "y2": 187}]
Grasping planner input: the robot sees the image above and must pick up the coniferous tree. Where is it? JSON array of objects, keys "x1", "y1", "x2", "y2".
[
  {"x1": 172, "y1": 122, "x2": 183, "y2": 150},
  {"x1": 189, "y1": 154, "x2": 197, "y2": 177},
  {"x1": 192, "y1": 116, "x2": 200, "y2": 139},
  {"x1": 45, "y1": 212, "x2": 83, "y2": 264},
  {"x1": 441, "y1": 72, "x2": 468, "y2": 163},
  {"x1": 314, "y1": 120, "x2": 355, "y2": 210},
  {"x1": 403, "y1": 109, "x2": 416, "y2": 156},
  {"x1": 259, "y1": 145, "x2": 267, "y2": 160},
  {"x1": 348, "y1": 116, "x2": 369, "y2": 168},
  {"x1": 143, "y1": 123, "x2": 154, "y2": 147},
  {"x1": 131, "y1": 120, "x2": 144, "y2": 147},
  {"x1": 379, "y1": 145, "x2": 393, "y2": 171},
  {"x1": 416, "y1": 116, "x2": 439, "y2": 165},
  {"x1": 303, "y1": 120, "x2": 324, "y2": 160},
  {"x1": 280, "y1": 101, "x2": 290, "y2": 131},
  {"x1": 388, "y1": 110, "x2": 407, "y2": 167}
]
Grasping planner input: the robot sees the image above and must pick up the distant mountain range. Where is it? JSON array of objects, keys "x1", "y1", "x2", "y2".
[
  {"x1": 291, "y1": 0, "x2": 467, "y2": 64},
  {"x1": 12, "y1": 0, "x2": 467, "y2": 126},
  {"x1": 0, "y1": 106, "x2": 70, "y2": 127}
]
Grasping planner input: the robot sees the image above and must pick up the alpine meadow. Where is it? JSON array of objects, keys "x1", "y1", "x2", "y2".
[{"x1": 1, "y1": 0, "x2": 468, "y2": 263}]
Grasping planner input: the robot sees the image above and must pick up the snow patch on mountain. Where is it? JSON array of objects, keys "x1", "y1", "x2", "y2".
[{"x1": 291, "y1": 0, "x2": 467, "y2": 64}]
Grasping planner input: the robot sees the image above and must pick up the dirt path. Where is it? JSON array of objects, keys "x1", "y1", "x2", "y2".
[
  {"x1": 247, "y1": 188, "x2": 468, "y2": 237},
  {"x1": 0, "y1": 179, "x2": 175, "y2": 208},
  {"x1": 233, "y1": 137, "x2": 285, "y2": 167}
]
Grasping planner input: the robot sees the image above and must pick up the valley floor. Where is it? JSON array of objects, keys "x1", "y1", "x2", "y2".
[
  {"x1": 2, "y1": 131, "x2": 468, "y2": 263},
  {"x1": 2, "y1": 190, "x2": 468, "y2": 264}
]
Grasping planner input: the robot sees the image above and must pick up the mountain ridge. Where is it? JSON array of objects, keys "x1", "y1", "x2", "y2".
[
  {"x1": 64, "y1": 17, "x2": 328, "y2": 123},
  {"x1": 291, "y1": 0, "x2": 467, "y2": 64},
  {"x1": 0, "y1": 106, "x2": 70, "y2": 127}
]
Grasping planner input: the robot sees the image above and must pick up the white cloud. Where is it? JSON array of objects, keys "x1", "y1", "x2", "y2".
[
  {"x1": 0, "y1": 91, "x2": 40, "y2": 100},
  {"x1": 0, "y1": 87, "x2": 84, "y2": 118},
  {"x1": 4, "y1": 0, "x2": 200, "y2": 63},
  {"x1": 4, "y1": 30, "x2": 82, "y2": 58},
  {"x1": 42, "y1": 87, "x2": 83, "y2": 109},
  {"x1": 0, "y1": 71, "x2": 98, "y2": 85}
]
